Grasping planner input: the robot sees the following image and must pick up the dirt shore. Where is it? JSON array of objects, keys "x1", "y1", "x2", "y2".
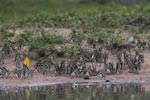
[
  {"x1": 1, "y1": 36, "x2": 150, "y2": 88},
  {"x1": 0, "y1": 74, "x2": 150, "y2": 89}
]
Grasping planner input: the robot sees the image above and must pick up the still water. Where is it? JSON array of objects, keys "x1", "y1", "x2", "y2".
[{"x1": 0, "y1": 82, "x2": 150, "y2": 100}]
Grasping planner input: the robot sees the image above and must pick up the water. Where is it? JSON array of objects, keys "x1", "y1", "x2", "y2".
[{"x1": 0, "y1": 83, "x2": 150, "y2": 100}]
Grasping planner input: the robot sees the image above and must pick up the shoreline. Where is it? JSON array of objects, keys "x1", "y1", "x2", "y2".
[{"x1": 0, "y1": 78, "x2": 150, "y2": 89}]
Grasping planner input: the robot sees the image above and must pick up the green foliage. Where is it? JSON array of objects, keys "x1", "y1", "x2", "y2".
[
  {"x1": 0, "y1": 0, "x2": 149, "y2": 56},
  {"x1": 28, "y1": 32, "x2": 64, "y2": 52},
  {"x1": 87, "y1": 29, "x2": 114, "y2": 44},
  {"x1": 1, "y1": 31, "x2": 14, "y2": 40},
  {"x1": 65, "y1": 44, "x2": 82, "y2": 58},
  {"x1": 15, "y1": 31, "x2": 32, "y2": 45},
  {"x1": 28, "y1": 37, "x2": 45, "y2": 51},
  {"x1": 132, "y1": 27, "x2": 145, "y2": 34},
  {"x1": 111, "y1": 34, "x2": 127, "y2": 46},
  {"x1": 39, "y1": 32, "x2": 65, "y2": 44},
  {"x1": 87, "y1": 29, "x2": 129, "y2": 47}
]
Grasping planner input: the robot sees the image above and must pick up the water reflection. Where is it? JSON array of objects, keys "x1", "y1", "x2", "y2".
[{"x1": 0, "y1": 83, "x2": 150, "y2": 100}]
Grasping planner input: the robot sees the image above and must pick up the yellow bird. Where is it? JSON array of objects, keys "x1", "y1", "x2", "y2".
[{"x1": 23, "y1": 56, "x2": 30, "y2": 68}]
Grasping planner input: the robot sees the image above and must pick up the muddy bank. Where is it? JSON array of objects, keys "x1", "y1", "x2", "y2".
[
  {"x1": 1, "y1": 28, "x2": 150, "y2": 89},
  {"x1": 0, "y1": 75, "x2": 150, "y2": 89}
]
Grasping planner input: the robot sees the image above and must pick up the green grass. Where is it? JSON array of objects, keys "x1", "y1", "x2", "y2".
[
  {"x1": 0, "y1": 0, "x2": 150, "y2": 58},
  {"x1": 0, "y1": 0, "x2": 91, "y2": 20},
  {"x1": 0, "y1": 0, "x2": 149, "y2": 21}
]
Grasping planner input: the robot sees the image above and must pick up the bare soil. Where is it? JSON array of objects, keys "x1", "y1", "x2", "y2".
[{"x1": 0, "y1": 50, "x2": 150, "y2": 88}]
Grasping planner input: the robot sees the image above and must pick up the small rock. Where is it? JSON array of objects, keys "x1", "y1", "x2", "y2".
[
  {"x1": 83, "y1": 76, "x2": 90, "y2": 80},
  {"x1": 105, "y1": 80, "x2": 110, "y2": 82}
]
